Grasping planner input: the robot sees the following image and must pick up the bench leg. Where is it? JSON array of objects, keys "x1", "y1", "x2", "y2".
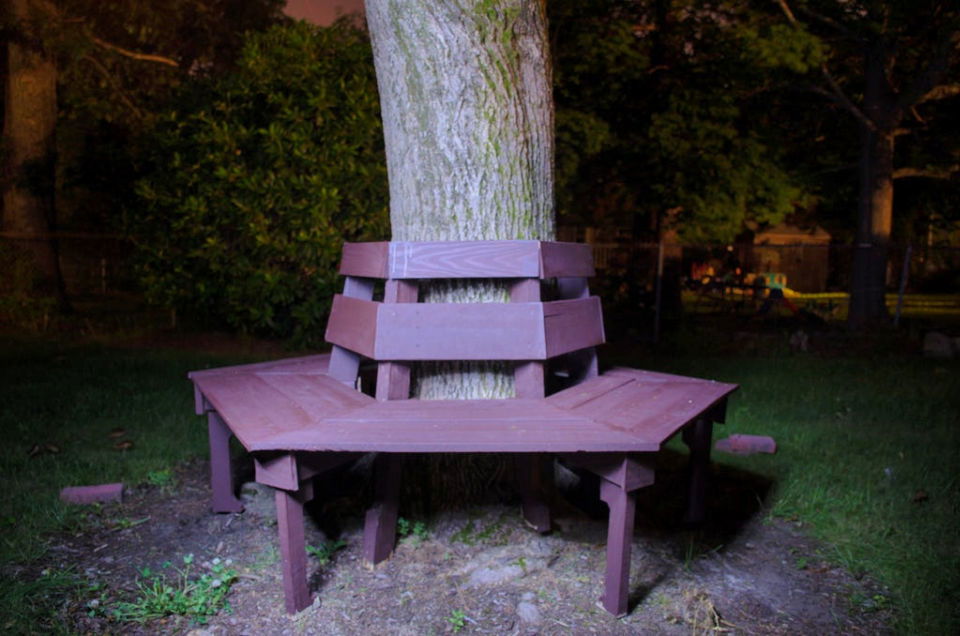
[
  {"x1": 682, "y1": 417, "x2": 713, "y2": 525},
  {"x1": 207, "y1": 412, "x2": 243, "y2": 513},
  {"x1": 515, "y1": 454, "x2": 552, "y2": 533},
  {"x1": 599, "y1": 479, "x2": 637, "y2": 617},
  {"x1": 275, "y1": 481, "x2": 314, "y2": 614},
  {"x1": 363, "y1": 453, "x2": 402, "y2": 565}
]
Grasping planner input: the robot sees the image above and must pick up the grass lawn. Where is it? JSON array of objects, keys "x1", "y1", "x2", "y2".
[{"x1": 1, "y1": 330, "x2": 958, "y2": 633}]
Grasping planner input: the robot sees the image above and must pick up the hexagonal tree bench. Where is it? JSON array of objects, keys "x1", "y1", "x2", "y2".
[{"x1": 189, "y1": 240, "x2": 737, "y2": 616}]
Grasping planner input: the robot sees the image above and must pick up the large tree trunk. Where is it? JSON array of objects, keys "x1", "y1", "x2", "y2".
[
  {"x1": 366, "y1": 0, "x2": 554, "y2": 399},
  {"x1": 2, "y1": 0, "x2": 67, "y2": 305},
  {"x1": 848, "y1": 42, "x2": 899, "y2": 327}
]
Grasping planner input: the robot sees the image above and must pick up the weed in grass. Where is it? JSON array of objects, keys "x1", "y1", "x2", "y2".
[
  {"x1": 307, "y1": 539, "x2": 346, "y2": 565},
  {"x1": 446, "y1": 609, "x2": 469, "y2": 633},
  {"x1": 145, "y1": 469, "x2": 177, "y2": 491},
  {"x1": 397, "y1": 517, "x2": 429, "y2": 544},
  {"x1": 0, "y1": 568, "x2": 80, "y2": 633},
  {"x1": 452, "y1": 520, "x2": 478, "y2": 545},
  {"x1": 111, "y1": 553, "x2": 237, "y2": 624}
]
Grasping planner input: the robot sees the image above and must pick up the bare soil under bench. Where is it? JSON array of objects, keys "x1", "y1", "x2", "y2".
[{"x1": 21, "y1": 455, "x2": 893, "y2": 635}]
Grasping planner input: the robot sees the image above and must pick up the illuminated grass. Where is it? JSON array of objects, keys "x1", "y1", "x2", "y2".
[
  {"x1": 1, "y1": 334, "x2": 957, "y2": 633},
  {"x1": 635, "y1": 349, "x2": 960, "y2": 635}
]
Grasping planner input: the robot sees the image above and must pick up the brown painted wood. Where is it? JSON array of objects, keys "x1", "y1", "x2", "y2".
[
  {"x1": 376, "y1": 280, "x2": 418, "y2": 401},
  {"x1": 599, "y1": 477, "x2": 637, "y2": 617},
  {"x1": 328, "y1": 277, "x2": 376, "y2": 384},
  {"x1": 540, "y1": 241, "x2": 594, "y2": 278},
  {"x1": 255, "y1": 454, "x2": 300, "y2": 491},
  {"x1": 328, "y1": 297, "x2": 605, "y2": 363},
  {"x1": 189, "y1": 353, "x2": 330, "y2": 381},
  {"x1": 276, "y1": 485, "x2": 312, "y2": 613},
  {"x1": 388, "y1": 240, "x2": 541, "y2": 278},
  {"x1": 193, "y1": 372, "x2": 372, "y2": 451},
  {"x1": 373, "y1": 301, "x2": 547, "y2": 360},
  {"x1": 339, "y1": 241, "x2": 389, "y2": 278},
  {"x1": 363, "y1": 454, "x2": 403, "y2": 564},
  {"x1": 325, "y1": 294, "x2": 380, "y2": 359},
  {"x1": 191, "y1": 240, "x2": 741, "y2": 620},
  {"x1": 207, "y1": 412, "x2": 243, "y2": 513},
  {"x1": 543, "y1": 297, "x2": 605, "y2": 358}
]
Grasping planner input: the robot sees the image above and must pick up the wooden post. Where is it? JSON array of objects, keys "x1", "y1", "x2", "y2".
[
  {"x1": 363, "y1": 453, "x2": 404, "y2": 565},
  {"x1": 682, "y1": 418, "x2": 714, "y2": 525},
  {"x1": 275, "y1": 481, "x2": 314, "y2": 613},
  {"x1": 599, "y1": 478, "x2": 637, "y2": 616},
  {"x1": 207, "y1": 412, "x2": 243, "y2": 513}
]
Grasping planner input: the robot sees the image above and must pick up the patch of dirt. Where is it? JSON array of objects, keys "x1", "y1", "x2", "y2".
[{"x1": 18, "y1": 458, "x2": 894, "y2": 635}]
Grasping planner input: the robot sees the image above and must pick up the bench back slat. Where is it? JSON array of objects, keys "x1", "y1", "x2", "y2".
[
  {"x1": 327, "y1": 276, "x2": 376, "y2": 385},
  {"x1": 325, "y1": 295, "x2": 604, "y2": 362},
  {"x1": 339, "y1": 240, "x2": 596, "y2": 280}
]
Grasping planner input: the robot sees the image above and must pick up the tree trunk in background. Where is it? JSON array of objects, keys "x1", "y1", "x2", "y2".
[
  {"x1": 2, "y1": 0, "x2": 67, "y2": 305},
  {"x1": 848, "y1": 42, "x2": 899, "y2": 327},
  {"x1": 366, "y1": 0, "x2": 554, "y2": 399}
]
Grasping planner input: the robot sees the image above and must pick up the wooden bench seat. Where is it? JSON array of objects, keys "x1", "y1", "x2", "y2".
[
  {"x1": 193, "y1": 360, "x2": 732, "y2": 454},
  {"x1": 189, "y1": 240, "x2": 737, "y2": 617}
]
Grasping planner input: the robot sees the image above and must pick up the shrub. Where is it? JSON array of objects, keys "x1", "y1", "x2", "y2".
[{"x1": 130, "y1": 20, "x2": 388, "y2": 345}]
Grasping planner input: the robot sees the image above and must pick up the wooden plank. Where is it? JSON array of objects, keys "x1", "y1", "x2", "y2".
[
  {"x1": 254, "y1": 453, "x2": 299, "y2": 490},
  {"x1": 546, "y1": 375, "x2": 635, "y2": 410},
  {"x1": 325, "y1": 294, "x2": 379, "y2": 359},
  {"x1": 388, "y1": 241, "x2": 541, "y2": 278},
  {"x1": 339, "y1": 241, "x2": 389, "y2": 278},
  {"x1": 189, "y1": 354, "x2": 331, "y2": 380},
  {"x1": 568, "y1": 379, "x2": 736, "y2": 446},
  {"x1": 374, "y1": 302, "x2": 547, "y2": 360},
  {"x1": 376, "y1": 280, "x2": 418, "y2": 400},
  {"x1": 510, "y1": 279, "x2": 545, "y2": 398},
  {"x1": 542, "y1": 297, "x2": 605, "y2": 357},
  {"x1": 193, "y1": 372, "x2": 372, "y2": 450},
  {"x1": 540, "y1": 241, "x2": 595, "y2": 278},
  {"x1": 254, "y1": 399, "x2": 655, "y2": 453},
  {"x1": 327, "y1": 277, "x2": 376, "y2": 384}
]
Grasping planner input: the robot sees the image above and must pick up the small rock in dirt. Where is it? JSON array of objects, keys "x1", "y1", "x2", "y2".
[
  {"x1": 467, "y1": 564, "x2": 524, "y2": 587},
  {"x1": 517, "y1": 601, "x2": 541, "y2": 625}
]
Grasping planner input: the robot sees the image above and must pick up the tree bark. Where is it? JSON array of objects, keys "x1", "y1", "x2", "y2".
[
  {"x1": 848, "y1": 42, "x2": 899, "y2": 327},
  {"x1": 2, "y1": 0, "x2": 67, "y2": 305},
  {"x1": 366, "y1": 0, "x2": 555, "y2": 399}
]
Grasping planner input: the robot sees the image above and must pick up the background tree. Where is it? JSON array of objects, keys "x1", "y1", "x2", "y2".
[
  {"x1": 1, "y1": 0, "x2": 284, "y2": 304},
  {"x1": 130, "y1": 20, "x2": 388, "y2": 345},
  {"x1": 366, "y1": 0, "x2": 553, "y2": 399},
  {"x1": 755, "y1": 0, "x2": 960, "y2": 325},
  {"x1": 2, "y1": 0, "x2": 67, "y2": 305},
  {"x1": 550, "y1": 0, "x2": 806, "y2": 245}
]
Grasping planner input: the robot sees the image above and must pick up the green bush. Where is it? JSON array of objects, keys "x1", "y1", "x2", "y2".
[{"x1": 130, "y1": 20, "x2": 388, "y2": 345}]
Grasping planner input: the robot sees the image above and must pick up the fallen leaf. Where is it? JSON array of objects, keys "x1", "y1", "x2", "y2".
[{"x1": 114, "y1": 440, "x2": 135, "y2": 451}]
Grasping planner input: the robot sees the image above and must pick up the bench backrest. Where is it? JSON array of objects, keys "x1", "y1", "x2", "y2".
[{"x1": 324, "y1": 241, "x2": 605, "y2": 400}]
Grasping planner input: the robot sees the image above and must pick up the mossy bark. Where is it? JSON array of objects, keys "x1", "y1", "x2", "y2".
[{"x1": 366, "y1": 0, "x2": 555, "y2": 399}]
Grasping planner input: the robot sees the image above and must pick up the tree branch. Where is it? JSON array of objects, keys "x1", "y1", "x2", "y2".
[
  {"x1": 775, "y1": 0, "x2": 874, "y2": 130},
  {"x1": 90, "y1": 35, "x2": 179, "y2": 67},
  {"x1": 81, "y1": 54, "x2": 145, "y2": 120},
  {"x1": 893, "y1": 165, "x2": 960, "y2": 180},
  {"x1": 918, "y1": 84, "x2": 960, "y2": 103}
]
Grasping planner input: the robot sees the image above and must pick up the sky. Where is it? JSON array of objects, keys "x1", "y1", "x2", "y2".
[{"x1": 284, "y1": 0, "x2": 365, "y2": 25}]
